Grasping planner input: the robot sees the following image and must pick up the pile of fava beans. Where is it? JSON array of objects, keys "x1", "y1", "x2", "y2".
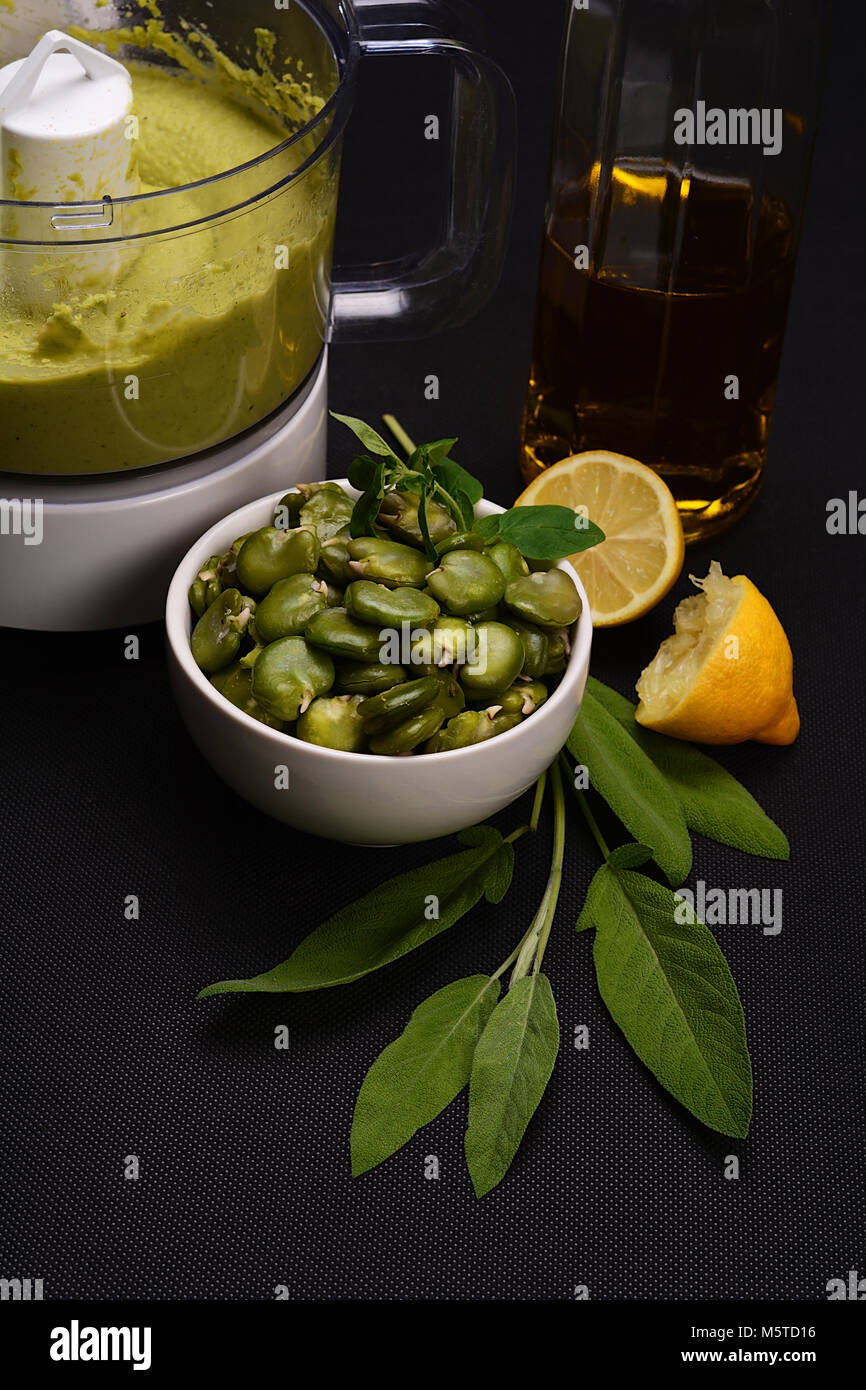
[{"x1": 189, "y1": 482, "x2": 582, "y2": 755}]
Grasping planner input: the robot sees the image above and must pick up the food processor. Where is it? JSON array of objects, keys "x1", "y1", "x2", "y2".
[{"x1": 0, "y1": 0, "x2": 514, "y2": 628}]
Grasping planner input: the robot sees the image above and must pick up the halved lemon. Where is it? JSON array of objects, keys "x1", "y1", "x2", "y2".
[
  {"x1": 635, "y1": 562, "x2": 799, "y2": 745},
  {"x1": 515, "y1": 450, "x2": 685, "y2": 626}
]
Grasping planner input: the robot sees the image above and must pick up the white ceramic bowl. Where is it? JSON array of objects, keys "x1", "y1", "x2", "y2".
[{"x1": 166, "y1": 482, "x2": 592, "y2": 845}]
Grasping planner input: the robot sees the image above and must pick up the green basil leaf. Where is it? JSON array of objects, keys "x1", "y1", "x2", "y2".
[
  {"x1": 578, "y1": 862, "x2": 752, "y2": 1137},
  {"x1": 346, "y1": 453, "x2": 379, "y2": 492},
  {"x1": 198, "y1": 825, "x2": 514, "y2": 997},
  {"x1": 454, "y1": 488, "x2": 476, "y2": 531},
  {"x1": 473, "y1": 514, "x2": 501, "y2": 542},
  {"x1": 430, "y1": 457, "x2": 484, "y2": 506},
  {"x1": 330, "y1": 410, "x2": 396, "y2": 458},
  {"x1": 351, "y1": 975, "x2": 500, "y2": 1177},
  {"x1": 567, "y1": 688, "x2": 692, "y2": 886},
  {"x1": 426, "y1": 437, "x2": 459, "y2": 464},
  {"x1": 416, "y1": 489, "x2": 438, "y2": 563},
  {"x1": 465, "y1": 973, "x2": 559, "y2": 1198},
  {"x1": 406, "y1": 438, "x2": 460, "y2": 475},
  {"x1": 393, "y1": 471, "x2": 426, "y2": 493},
  {"x1": 349, "y1": 458, "x2": 386, "y2": 538},
  {"x1": 586, "y1": 678, "x2": 789, "y2": 861},
  {"x1": 498, "y1": 505, "x2": 605, "y2": 561}
]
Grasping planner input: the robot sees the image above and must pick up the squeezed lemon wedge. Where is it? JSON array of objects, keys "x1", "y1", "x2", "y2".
[{"x1": 635, "y1": 562, "x2": 799, "y2": 745}]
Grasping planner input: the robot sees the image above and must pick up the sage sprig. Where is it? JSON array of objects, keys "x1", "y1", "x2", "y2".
[{"x1": 352, "y1": 762, "x2": 565, "y2": 1196}]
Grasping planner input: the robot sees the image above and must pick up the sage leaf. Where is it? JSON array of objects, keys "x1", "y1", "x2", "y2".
[
  {"x1": 330, "y1": 410, "x2": 396, "y2": 458},
  {"x1": 586, "y1": 678, "x2": 789, "y2": 861},
  {"x1": 567, "y1": 687, "x2": 692, "y2": 886},
  {"x1": 465, "y1": 973, "x2": 559, "y2": 1197},
  {"x1": 198, "y1": 825, "x2": 514, "y2": 998},
  {"x1": 607, "y1": 842, "x2": 653, "y2": 869},
  {"x1": 498, "y1": 505, "x2": 605, "y2": 561},
  {"x1": 473, "y1": 514, "x2": 501, "y2": 542},
  {"x1": 430, "y1": 456, "x2": 483, "y2": 506},
  {"x1": 351, "y1": 974, "x2": 500, "y2": 1177},
  {"x1": 577, "y1": 860, "x2": 752, "y2": 1137}
]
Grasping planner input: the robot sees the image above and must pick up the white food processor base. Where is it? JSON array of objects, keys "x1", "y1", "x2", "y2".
[{"x1": 0, "y1": 348, "x2": 329, "y2": 631}]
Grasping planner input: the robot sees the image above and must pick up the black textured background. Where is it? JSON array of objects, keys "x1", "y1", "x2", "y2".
[{"x1": 2, "y1": 0, "x2": 864, "y2": 1301}]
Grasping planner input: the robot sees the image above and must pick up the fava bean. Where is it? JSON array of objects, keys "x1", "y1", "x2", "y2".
[
  {"x1": 251, "y1": 637, "x2": 335, "y2": 721},
  {"x1": 347, "y1": 536, "x2": 431, "y2": 589},
  {"x1": 377, "y1": 490, "x2": 455, "y2": 547},
  {"x1": 210, "y1": 662, "x2": 284, "y2": 728},
  {"x1": 504, "y1": 569, "x2": 582, "y2": 629},
  {"x1": 304, "y1": 607, "x2": 385, "y2": 663},
  {"x1": 425, "y1": 709, "x2": 522, "y2": 751},
  {"x1": 216, "y1": 533, "x2": 250, "y2": 589},
  {"x1": 299, "y1": 484, "x2": 355, "y2": 542},
  {"x1": 195, "y1": 472, "x2": 576, "y2": 757},
  {"x1": 191, "y1": 589, "x2": 252, "y2": 673},
  {"x1": 358, "y1": 676, "x2": 439, "y2": 733},
  {"x1": 478, "y1": 679, "x2": 549, "y2": 716},
  {"x1": 487, "y1": 540, "x2": 530, "y2": 583},
  {"x1": 459, "y1": 621, "x2": 525, "y2": 695},
  {"x1": 333, "y1": 660, "x2": 408, "y2": 696},
  {"x1": 429, "y1": 669, "x2": 466, "y2": 719},
  {"x1": 409, "y1": 615, "x2": 473, "y2": 668},
  {"x1": 188, "y1": 555, "x2": 223, "y2": 618},
  {"x1": 368, "y1": 704, "x2": 445, "y2": 755},
  {"x1": 273, "y1": 491, "x2": 305, "y2": 530},
  {"x1": 318, "y1": 525, "x2": 355, "y2": 586},
  {"x1": 425, "y1": 550, "x2": 505, "y2": 616},
  {"x1": 502, "y1": 615, "x2": 549, "y2": 678},
  {"x1": 254, "y1": 574, "x2": 334, "y2": 644},
  {"x1": 435, "y1": 530, "x2": 487, "y2": 556},
  {"x1": 237, "y1": 526, "x2": 321, "y2": 595},
  {"x1": 345, "y1": 580, "x2": 439, "y2": 630},
  {"x1": 543, "y1": 627, "x2": 570, "y2": 675},
  {"x1": 296, "y1": 694, "x2": 367, "y2": 751}
]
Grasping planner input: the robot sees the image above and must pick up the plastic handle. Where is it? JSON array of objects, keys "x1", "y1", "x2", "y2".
[
  {"x1": 0, "y1": 30, "x2": 127, "y2": 119},
  {"x1": 330, "y1": 0, "x2": 516, "y2": 341}
]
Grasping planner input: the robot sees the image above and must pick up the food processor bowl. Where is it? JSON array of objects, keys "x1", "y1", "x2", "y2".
[
  {"x1": 0, "y1": 0, "x2": 352, "y2": 476},
  {"x1": 0, "y1": 0, "x2": 515, "y2": 628}
]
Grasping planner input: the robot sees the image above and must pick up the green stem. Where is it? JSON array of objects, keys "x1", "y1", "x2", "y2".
[
  {"x1": 493, "y1": 904, "x2": 546, "y2": 983},
  {"x1": 510, "y1": 760, "x2": 566, "y2": 985},
  {"x1": 559, "y1": 752, "x2": 610, "y2": 860},
  {"x1": 431, "y1": 479, "x2": 466, "y2": 527},
  {"x1": 529, "y1": 770, "x2": 547, "y2": 832},
  {"x1": 530, "y1": 760, "x2": 565, "y2": 975},
  {"x1": 491, "y1": 930, "x2": 532, "y2": 982},
  {"x1": 382, "y1": 414, "x2": 416, "y2": 458},
  {"x1": 383, "y1": 414, "x2": 465, "y2": 527}
]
